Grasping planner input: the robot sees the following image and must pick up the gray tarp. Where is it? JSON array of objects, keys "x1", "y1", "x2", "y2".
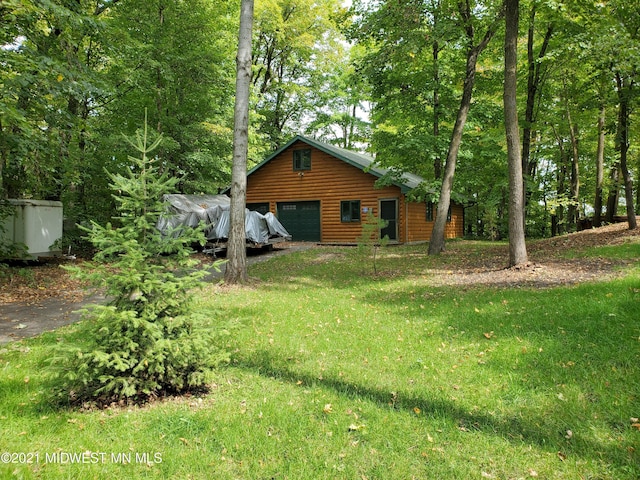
[{"x1": 157, "y1": 194, "x2": 291, "y2": 244}]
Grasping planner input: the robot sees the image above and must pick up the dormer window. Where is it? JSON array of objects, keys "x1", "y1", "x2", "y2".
[{"x1": 293, "y1": 149, "x2": 311, "y2": 171}]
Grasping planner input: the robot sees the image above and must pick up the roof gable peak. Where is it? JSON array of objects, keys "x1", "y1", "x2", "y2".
[{"x1": 249, "y1": 135, "x2": 422, "y2": 193}]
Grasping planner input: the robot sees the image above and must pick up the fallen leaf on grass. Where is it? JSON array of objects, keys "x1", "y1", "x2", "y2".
[
  {"x1": 483, "y1": 332, "x2": 494, "y2": 339},
  {"x1": 557, "y1": 451, "x2": 567, "y2": 461}
]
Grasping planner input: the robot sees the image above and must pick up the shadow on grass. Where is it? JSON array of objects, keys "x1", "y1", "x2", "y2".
[{"x1": 234, "y1": 345, "x2": 638, "y2": 473}]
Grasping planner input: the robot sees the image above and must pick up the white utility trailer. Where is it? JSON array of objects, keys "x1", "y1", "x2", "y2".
[{"x1": 1, "y1": 199, "x2": 63, "y2": 259}]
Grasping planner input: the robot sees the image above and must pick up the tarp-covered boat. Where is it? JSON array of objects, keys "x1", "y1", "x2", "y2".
[{"x1": 157, "y1": 194, "x2": 291, "y2": 252}]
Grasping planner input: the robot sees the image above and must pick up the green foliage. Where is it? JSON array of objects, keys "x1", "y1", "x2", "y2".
[
  {"x1": 252, "y1": 0, "x2": 349, "y2": 148},
  {"x1": 3, "y1": 0, "x2": 638, "y2": 242},
  {"x1": 0, "y1": 200, "x2": 28, "y2": 261},
  {"x1": 100, "y1": 0, "x2": 237, "y2": 195},
  {"x1": 354, "y1": 212, "x2": 389, "y2": 274},
  {"x1": 49, "y1": 122, "x2": 228, "y2": 406},
  {"x1": 1, "y1": 0, "x2": 237, "y2": 225}
]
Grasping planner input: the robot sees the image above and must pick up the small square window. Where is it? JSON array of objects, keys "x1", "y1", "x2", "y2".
[
  {"x1": 341, "y1": 200, "x2": 361, "y2": 222},
  {"x1": 426, "y1": 202, "x2": 434, "y2": 222},
  {"x1": 293, "y1": 149, "x2": 311, "y2": 171}
]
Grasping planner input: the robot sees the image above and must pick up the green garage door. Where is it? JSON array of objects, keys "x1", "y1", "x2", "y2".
[{"x1": 277, "y1": 201, "x2": 321, "y2": 241}]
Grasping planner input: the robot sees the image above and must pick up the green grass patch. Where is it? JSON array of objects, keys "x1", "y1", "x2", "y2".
[
  {"x1": 564, "y1": 239, "x2": 640, "y2": 260},
  {"x1": 1, "y1": 243, "x2": 639, "y2": 479}
]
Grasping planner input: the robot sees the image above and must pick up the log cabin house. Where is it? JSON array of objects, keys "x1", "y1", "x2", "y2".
[{"x1": 245, "y1": 135, "x2": 463, "y2": 243}]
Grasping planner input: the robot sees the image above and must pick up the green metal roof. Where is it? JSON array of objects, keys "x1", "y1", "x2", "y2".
[{"x1": 248, "y1": 135, "x2": 424, "y2": 194}]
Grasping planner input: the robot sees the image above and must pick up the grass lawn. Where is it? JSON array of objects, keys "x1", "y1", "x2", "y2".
[{"x1": 1, "y1": 239, "x2": 639, "y2": 479}]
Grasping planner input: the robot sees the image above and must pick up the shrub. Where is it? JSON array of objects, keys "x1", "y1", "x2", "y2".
[{"x1": 49, "y1": 120, "x2": 228, "y2": 406}]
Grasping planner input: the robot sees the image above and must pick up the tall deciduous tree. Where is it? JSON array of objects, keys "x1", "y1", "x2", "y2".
[
  {"x1": 100, "y1": 0, "x2": 236, "y2": 193},
  {"x1": 428, "y1": 0, "x2": 504, "y2": 254},
  {"x1": 0, "y1": 0, "x2": 111, "y2": 201},
  {"x1": 589, "y1": 0, "x2": 638, "y2": 229},
  {"x1": 349, "y1": 0, "x2": 458, "y2": 182},
  {"x1": 225, "y1": 0, "x2": 254, "y2": 284},
  {"x1": 593, "y1": 102, "x2": 606, "y2": 227},
  {"x1": 504, "y1": 0, "x2": 527, "y2": 266},
  {"x1": 304, "y1": 45, "x2": 371, "y2": 149},
  {"x1": 252, "y1": 0, "x2": 345, "y2": 149},
  {"x1": 615, "y1": 72, "x2": 638, "y2": 230},
  {"x1": 1, "y1": 0, "x2": 237, "y2": 226},
  {"x1": 521, "y1": 4, "x2": 553, "y2": 220}
]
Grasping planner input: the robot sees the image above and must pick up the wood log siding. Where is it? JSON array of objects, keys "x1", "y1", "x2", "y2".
[
  {"x1": 246, "y1": 141, "x2": 463, "y2": 243},
  {"x1": 405, "y1": 202, "x2": 464, "y2": 242}
]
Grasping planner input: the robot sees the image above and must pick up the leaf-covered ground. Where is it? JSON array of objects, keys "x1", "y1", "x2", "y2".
[
  {"x1": 0, "y1": 259, "x2": 87, "y2": 305},
  {"x1": 425, "y1": 221, "x2": 640, "y2": 288}
]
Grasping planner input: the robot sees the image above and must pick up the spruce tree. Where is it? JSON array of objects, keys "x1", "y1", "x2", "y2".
[{"x1": 51, "y1": 121, "x2": 227, "y2": 405}]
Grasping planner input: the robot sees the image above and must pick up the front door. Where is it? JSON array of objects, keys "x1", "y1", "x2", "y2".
[{"x1": 379, "y1": 199, "x2": 398, "y2": 241}]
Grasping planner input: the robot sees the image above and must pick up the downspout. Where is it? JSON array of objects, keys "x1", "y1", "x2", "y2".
[
  {"x1": 462, "y1": 203, "x2": 466, "y2": 237},
  {"x1": 405, "y1": 196, "x2": 409, "y2": 243}
]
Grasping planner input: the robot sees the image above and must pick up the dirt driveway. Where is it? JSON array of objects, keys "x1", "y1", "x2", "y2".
[{"x1": 0, "y1": 243, "x2": 312, "y2": 345}]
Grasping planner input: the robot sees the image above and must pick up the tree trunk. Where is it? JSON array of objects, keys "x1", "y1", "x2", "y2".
[
  {"x1": 565, "y1": 93, "x2": 580, "y2": 232},
  {"x1": 615, "y1": 73, "x2": 637, "y2": 230},
  {"x1": 504, "y1": 0, "x2": 527, "y2": 266},
  {"x1": 593, "y1": 104, "x2": 605, "y2": 227},
  {"x1": 428, "y1": 3, "x2": 502, "y2": 255},
  {"x1": 605, "y1": 163, "x2": 620, "y2": 222},
  {"x1": 556, "y1": 151, "x2": 568, "y2": 236},
  {"x1": 433, "y1": 36, "x2": 442, "y2": 180},
  {"x1": 224, "y1": 0, "x2": 254, "y2": 284},
  {"x1": 522, "y1": 9, "x2": 552, "y2": 225},
  {"x1": 156, "y1": 3, "x2": 165, "y2": 133},
  {"x1": 550, "y1": 124, "x2": 568, "y2": 236},
  {"x1": 0, "y1": 119, "x2": 5, "y2": 196},
  {"x1": 522, "y1": 16, "x2": 552, "y2": 178}
]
